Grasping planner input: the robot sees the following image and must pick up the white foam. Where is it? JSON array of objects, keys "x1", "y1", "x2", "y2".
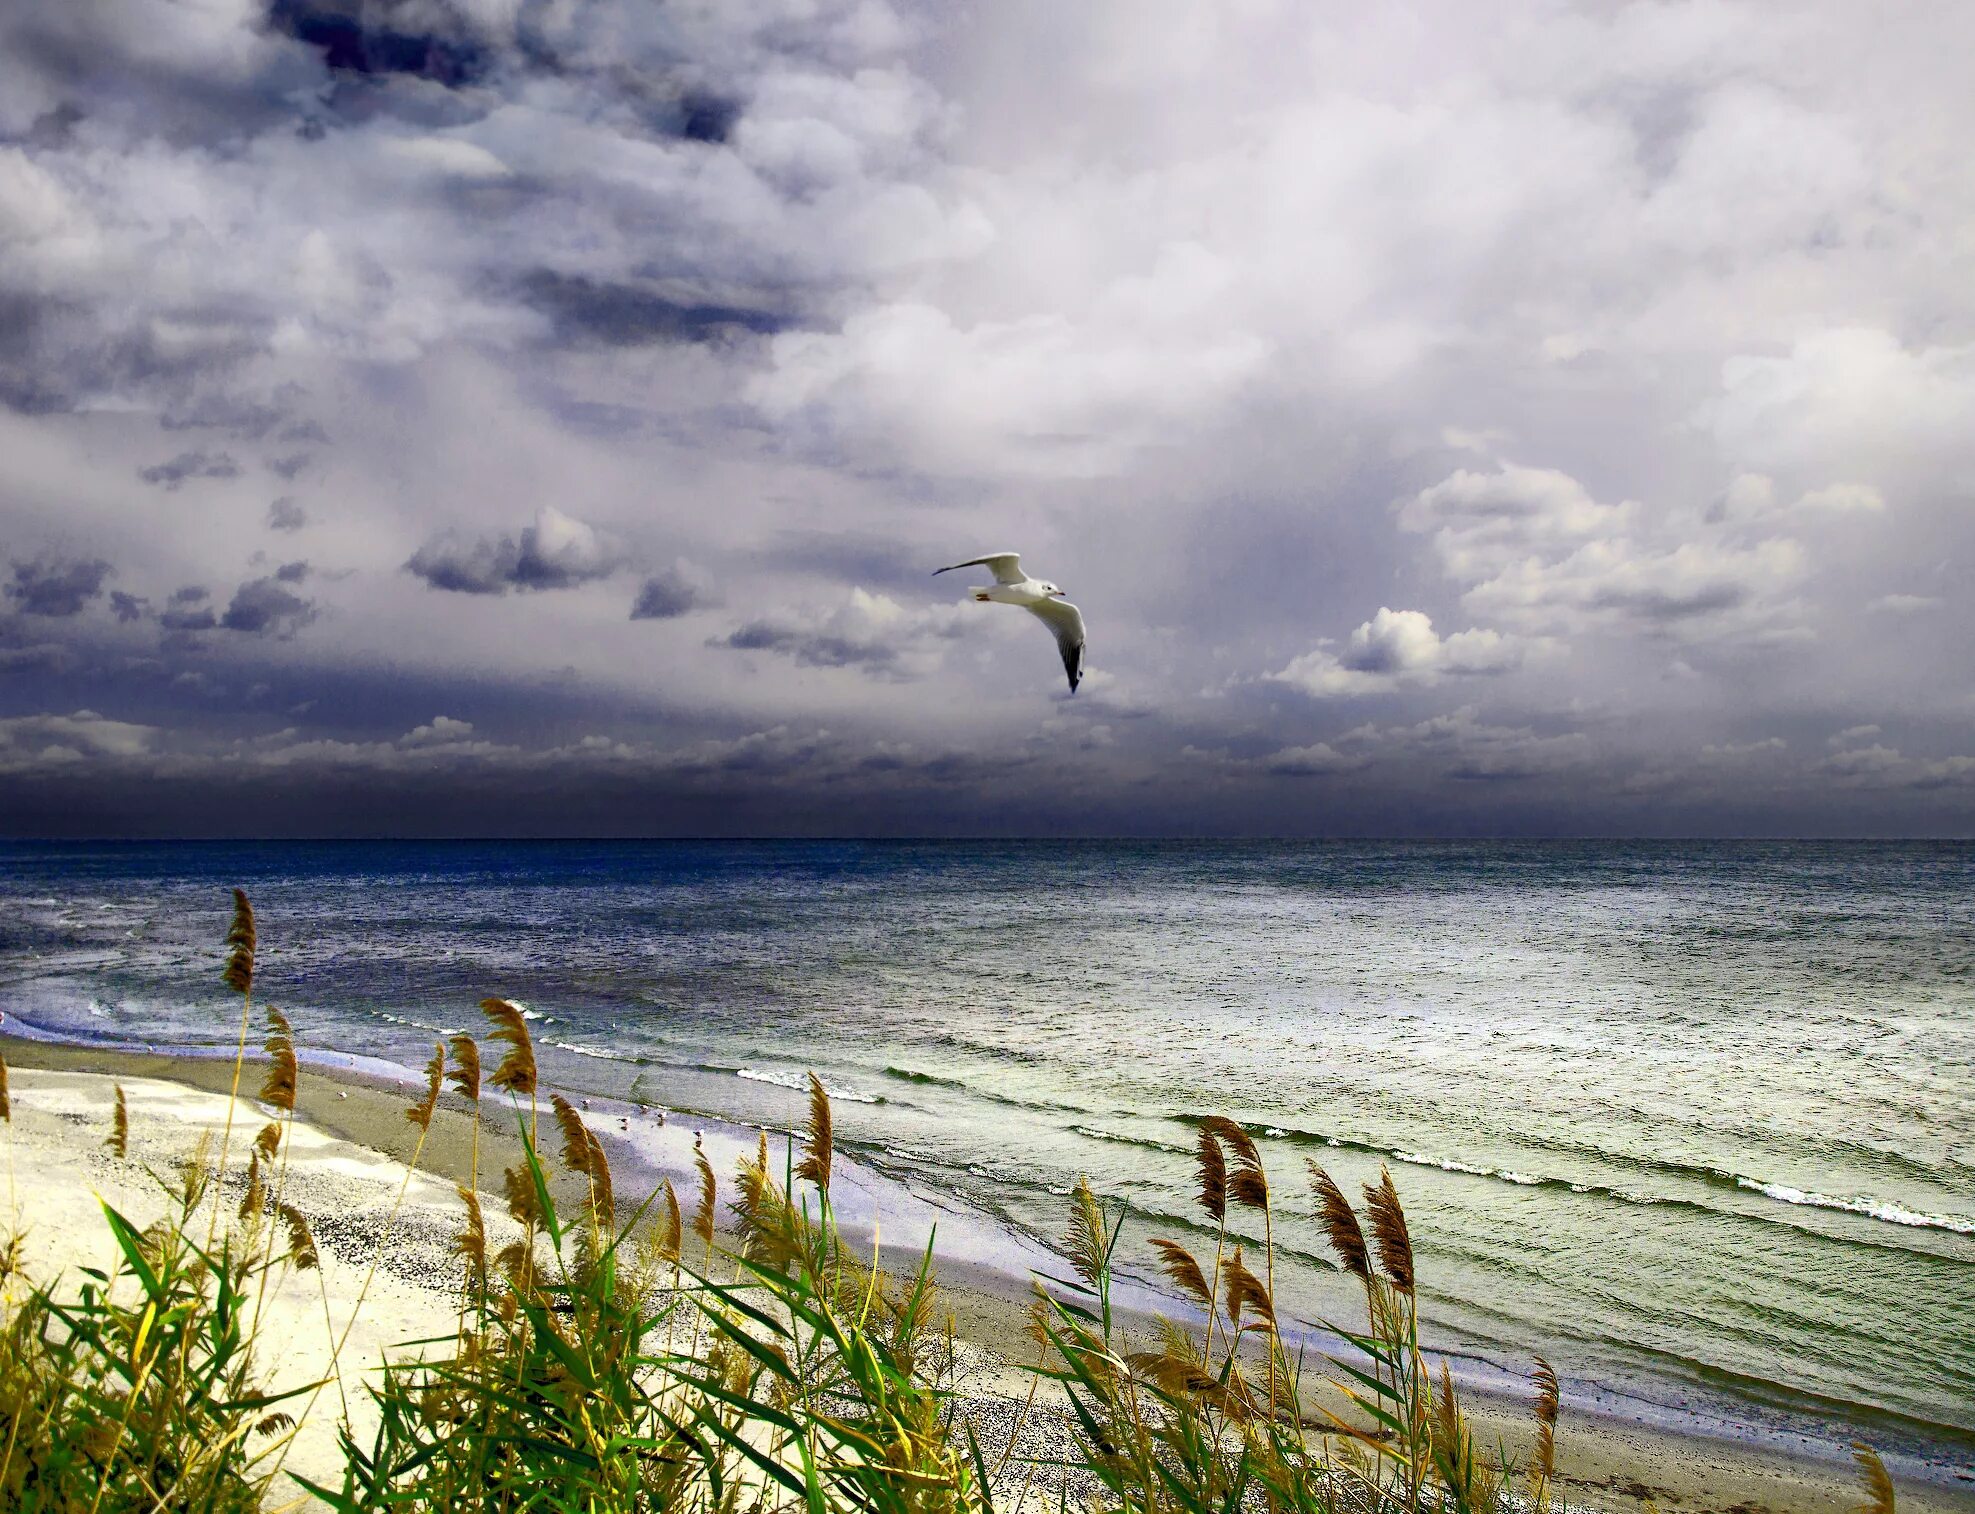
[
  {"x1": 545, "y1": 1038, "x2": 637, "y2": 1064},
  {"x1": 1734, "y1": 1177, "x2": 1975, "y2": 1235},
  {"x1": 1392, "y1": 1150, "x2": 1547, "y2": 1188},
  {"x1": 734, "y1": 1067, "x2": 880, "y2": 1104}
]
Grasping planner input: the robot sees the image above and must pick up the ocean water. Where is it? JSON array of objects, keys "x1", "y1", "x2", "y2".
[{"x1": 2, "y1": 840, "x2": 1971, "y2": 1466}]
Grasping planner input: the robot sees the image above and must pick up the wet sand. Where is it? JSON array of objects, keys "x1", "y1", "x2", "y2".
[{"x1": 4, "y1": 1036, "x2": 1971, "y2": 1514}]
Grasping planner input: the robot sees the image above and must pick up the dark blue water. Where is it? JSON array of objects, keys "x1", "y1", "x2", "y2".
[{"x1": 2, "y1": 840, "x2": 1971, "y2": 1463}]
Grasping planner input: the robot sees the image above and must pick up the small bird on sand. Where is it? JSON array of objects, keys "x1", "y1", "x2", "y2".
[{"x1": 933, "y1": 552, "x2": 1086, "y2": 692}]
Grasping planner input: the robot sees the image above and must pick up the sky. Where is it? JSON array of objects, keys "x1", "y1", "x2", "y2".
[{"x1": 1, "y1": 0, "x2": 1972, "y2": 837}]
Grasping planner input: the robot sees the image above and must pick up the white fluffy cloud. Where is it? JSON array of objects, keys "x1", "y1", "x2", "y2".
[
  {"x1": 1269, "y1": 608, "x2": 1520, "y2": 697},
  {"x1": 1397, "y1": 459, "x2": 1819, "y2": 645}
]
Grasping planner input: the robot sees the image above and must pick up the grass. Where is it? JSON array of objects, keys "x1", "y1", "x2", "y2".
[{"x1": 0, "y1": 892, "x2": 1904, "y2": 1513}]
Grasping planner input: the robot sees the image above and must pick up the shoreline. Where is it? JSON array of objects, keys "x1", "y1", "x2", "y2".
[{"x1": 4, "y1": 1034, "x2": 1973, "y2": 1513}]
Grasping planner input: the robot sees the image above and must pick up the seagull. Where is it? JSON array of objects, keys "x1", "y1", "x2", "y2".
[{"x1": 933, "y1": 552, "x2": 1086, "y2": 692}]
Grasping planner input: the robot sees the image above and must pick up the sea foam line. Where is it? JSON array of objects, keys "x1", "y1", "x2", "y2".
[
  {"x1": 1235, "y1": 1118, "x2": 1975, "y2": 1237},
  {"x1": 1393, "y1": 1150, "x2": 1545, "y2": 1185},
  {"x1": 1733, "y1": 1178, "x2": 1975, "y2": 1235},
  {"x1": 735, "y1": 1067, "x2": 883, "y2": 1104}
]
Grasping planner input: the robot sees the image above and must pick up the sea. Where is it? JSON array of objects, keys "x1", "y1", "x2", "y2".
[{"x1": 2, "y1": 840, "x2": 1970, "y2": 1479}]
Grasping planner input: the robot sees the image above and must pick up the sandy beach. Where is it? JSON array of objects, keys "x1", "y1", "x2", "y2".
[{"x1": 2, "y1": 1037, "x2": 1969, "y2": 1514}]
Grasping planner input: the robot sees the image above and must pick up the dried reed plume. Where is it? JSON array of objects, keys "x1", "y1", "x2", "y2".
[
  {"x1": 550, "y1": 1094, "x2": 615, "y2": 1226},
  {"x1": 406, "y1": 1041, "x2": 445, "y2": 1130},
  {"x1": 446, "y1": 1034, "x2": 481, "y2": 1103},
  {"x1": 254, "y1": 1122, "x2": 281, "y2": 1160},
  {"x1": 734, "y1": 1131, "x2": 795, "y2": 1269},
  {"x1": 179, "y1": 1131, "x2": 212, "y2": 1212},
  {"x1": 1531, "y1": 1355, "x2": 1560, "y2": 1492},
  {"x1": 494, "y1": 1240, "x2": 530, "y2": 1288},
  {"x1": 278, "y1": 1202, "x2": 319, "y2": 1270},
  {"x1": 1199, "y1": 1116, "x2": 1268, "y2": 1211},
  {"x1": 1433, "y1": 1360, "x2": 1462, "y2": 1463},
  {"x1": 659, "y1": 1177, "x2": 683, "y2": 1261},
  {"x1": 1363, "y1": 1165, "x2": 1415, "y2": 1292},
  {"x1": 1222, "y1": 1246, "x2": 1275, "y2": 1330},
  {"x1": 222, "y1": 888, "x2": 256, "y2": 996},
  {"x1": 260, "y1": 1008, "x2": 298, "y2": 1112},
  {"x1": 453, "y1": 1184, "x2": 487, "y2": 1289},
  {"x1": 501, "y1": 1164, "x2": 541, "y2": 1231},
  {"x1": 1198, "y1": 1115, "x2": 1259, "y2": 1170},
  {"x1": 551, "y1": 1094, "x2": 591, "y2": 1175},
  {"x1": 692, "y1": 1136, "x2": 717, "y2": 1249},
  {"x1": 1024, "y1": 1286, "x2": 1052, "y2": 1355},
  {"x1": 1851, "y1": 1442, "x2": 1896, "y2": 1514},
  {"x1": 1147, "y1": 1238, "x2": 1215, "y2": 1313},
  {"x1": 480, "y1": 998, "x2": 537, "y2": 1098},
  {"x1": 239, "y1": 1152, "x2": 265, "y2": 1221},
  {"x1": 586, "y1": 1138, "x2": 614, "y2": 1228},
  {"x1": 1307, "y1": 1161, "x2": 1371, "y2": 1282},
  {"x1": 1434, "y1": 1359, "x2": 1499, "y2": 1510},
  {"x1": 795, "y1": 1073, "x2": 833, "y2": 1192},
  {"x1": 1194, "y1": 1128, "x2": 1226, "y2": 1222},
  {"x1": 1, "y1": 1052, "x2": 11, "y2": 1122},
  {"x1": 211, "y1": 888, "x2": 258, "y2": 1254},
  {"x1": 108, "y1": 1084, "x2": 129, "y2": 1159},
  {"x1": 1064, "y1": 1176, "x2": 1107, "y2": 1291}
]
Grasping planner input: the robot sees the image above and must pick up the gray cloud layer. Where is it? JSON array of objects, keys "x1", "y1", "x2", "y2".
[{"x1": 1, "y1": 0, "x2": 1972, "y2": 835}]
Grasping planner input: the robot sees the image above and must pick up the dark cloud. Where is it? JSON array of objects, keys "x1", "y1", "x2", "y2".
[
  {"x1": 520, "y1": 272, "x2": 787, "y2": 348},
  {"x1": 275, "y1": 560, "x2": 311, "y2": 583},
  {"x1": 268, "y1": 454, "x2": 312, "y2": 480},
  {"x1": 160, "y1": 392, "x2": 286, "y2": 439},
  {"x1": 406, "y1": 507, "x2": 626, "y2": 594},
  {"x1": 158, "y1": 585, "x2": 217, "y2": 632},
  {"x1": 220, "y1": 576, "x2": 317, "y2": 637},
  {"x1": 630, "y1": 561, "x2": 713, "y2": 620},
  {"x1": 6, "y1": 557, "x2": 111, "y2": 617},
  {"x1": 679, "y1": 92, "x2": 742, "y2": 145},
  {"x1": 267, "y1": 497, "x2": 309, "y2": 532},
  {"x1": 109, "y1": 591, "x2": 149, "y2": 623},
  {"x1": 726, "y1": 622, "x2": 799, "y2": 651},
  {"x1": 266, "y1": 0, "x2": 492, "y2": 86},
  {"x1": 138, "y1": 451, "x2": 242, "y2": 490}
]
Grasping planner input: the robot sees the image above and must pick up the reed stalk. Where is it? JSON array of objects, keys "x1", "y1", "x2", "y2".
[{"x1": 208, "y1": 888, "x2": 258, "y2": 1253}]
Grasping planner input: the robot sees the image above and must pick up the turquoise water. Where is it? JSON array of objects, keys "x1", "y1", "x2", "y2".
[{"x1": 2, "y1": 840, "x2": 1970, "y2": 1468}]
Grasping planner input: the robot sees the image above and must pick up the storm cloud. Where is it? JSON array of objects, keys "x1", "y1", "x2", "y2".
[
  {"x1": 138, "y1": 452, "x2": 243, "y2": 490},
  {"x1": 1, "y1": 1, "x2": 1972, "y2": 836},
  {"x1": 406, "y1": 508, "x2": 627, "y2": 594},
  {"x1": 7, "y1": 557, "x2": 111, "y2": 617},
  {"x1": 630, "y1": 561, "x2": 714, "y2": 621}
]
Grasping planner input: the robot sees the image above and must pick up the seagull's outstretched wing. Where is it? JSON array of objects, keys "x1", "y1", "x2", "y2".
[
  {"x1": 1026, "y1": 598, "x2": 1086, "y2": 692},
  {"x1": 933, "y1": 552, "x2": 1025, "y2": 585}
]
